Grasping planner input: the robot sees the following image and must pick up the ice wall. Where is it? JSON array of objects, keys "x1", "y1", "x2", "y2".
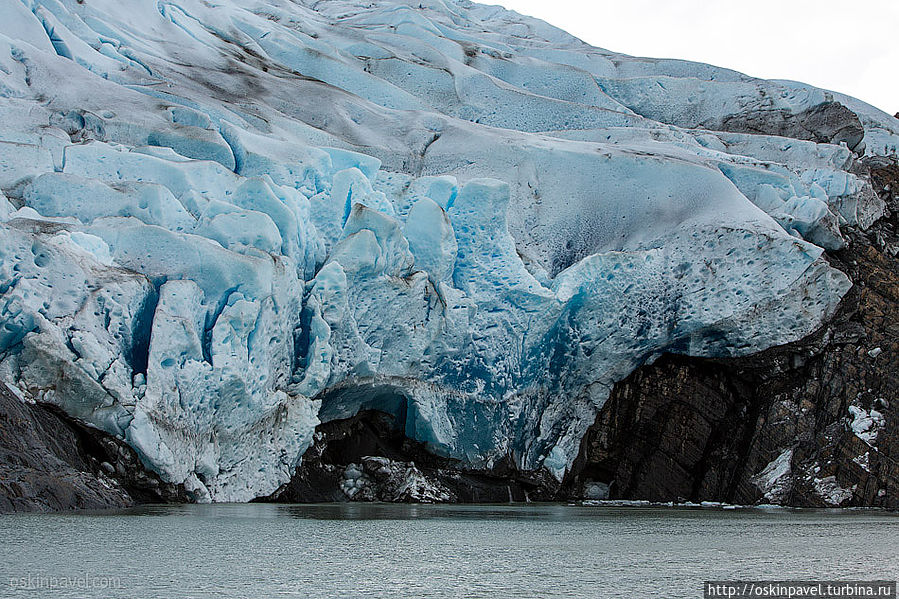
[{"x1": 0, "y1": 0, "x2": 895, "y2": 500}]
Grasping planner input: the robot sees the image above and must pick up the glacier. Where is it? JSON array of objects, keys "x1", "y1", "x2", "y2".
[{"x1": 0, "y1": 0, "x2": 896, "y2": 501}]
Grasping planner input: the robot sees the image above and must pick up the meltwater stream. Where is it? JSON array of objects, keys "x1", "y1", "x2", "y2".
[{"x1": 1, "y1": 503, "x2": 897, "y2": 598}]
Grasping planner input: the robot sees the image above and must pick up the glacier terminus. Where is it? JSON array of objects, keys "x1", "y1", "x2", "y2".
[{"x1": 0, "y1": 0, "x2": 897, "y2": 502}]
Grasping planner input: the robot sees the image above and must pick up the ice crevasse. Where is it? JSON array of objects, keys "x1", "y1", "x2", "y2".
[{"x1": 0, "y1": 0, "x2": 896, "y2": 501}]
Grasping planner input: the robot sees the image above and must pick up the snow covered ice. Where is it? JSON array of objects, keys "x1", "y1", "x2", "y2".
[{"x1": 0, "y1": 0, "x2": 897, "y2": 501}]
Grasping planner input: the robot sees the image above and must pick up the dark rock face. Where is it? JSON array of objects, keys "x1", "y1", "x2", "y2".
[
  {"x1": 0, "y1": 381, "x2": 186, "y2": 513},
  {"x1": 0, "y1": 382, "x2": 129, "y2": 512},
  {"x1": 265, "y1": 410, "x2": 557, "y2": 503},
  {"x1": 719, "y1": 101, "x2": 866, "y2": 152},
  {"x1": 563, "y1": 158, "x2": 899, "y2": 508}
]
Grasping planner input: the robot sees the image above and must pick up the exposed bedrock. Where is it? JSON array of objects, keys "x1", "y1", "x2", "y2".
[
  {"x1": 563, "y1": 158, "x2": 899, "y2": 508},
  {"x1": 264, "y1": 409, "x2": 556, "y2": 504},
  {"x1": 0, "y1": 380, "x2": 186, "y2": 513},
  {"x1": 719, "y1": 101, "x2": 866, "y2": 153}
]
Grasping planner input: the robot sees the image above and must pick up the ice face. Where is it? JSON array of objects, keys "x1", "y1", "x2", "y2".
[{"x1": 0, "y1": 0, "x2": 894, "y2": 501}]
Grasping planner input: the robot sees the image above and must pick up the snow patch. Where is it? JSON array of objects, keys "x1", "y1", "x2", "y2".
[
  {"x1": 751, "y1": 448, "x2": 794, "y2": 503},
  {"x1": 848, "y1": 405, "x2": 885, "y2": 446}
]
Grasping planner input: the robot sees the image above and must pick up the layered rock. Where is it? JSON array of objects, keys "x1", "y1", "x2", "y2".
[
  {"x1": 564, "y1": 159, "x2": 899, "y2": 508},
  {"x1": 0, "y1": 380, "x2": 186, "y2": 512}
]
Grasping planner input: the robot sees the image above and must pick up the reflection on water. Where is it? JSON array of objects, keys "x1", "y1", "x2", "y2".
[{"x1": 1, "y1": 503, "x2": 896, "y2": 599}]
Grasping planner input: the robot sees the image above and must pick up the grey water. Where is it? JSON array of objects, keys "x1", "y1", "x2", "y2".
[{"x1": 0, "y1": 503, "x2": 896, "y2": 599}]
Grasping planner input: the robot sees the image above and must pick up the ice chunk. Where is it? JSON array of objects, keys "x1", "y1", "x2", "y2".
[
  {"x1": 751, "y1": 448, "x2": 794, "y2": 503},
  {"x1": 450, "y1": 178, "x2": 554, "y2": 310},
  {"x1": 0, "y1": 192, "x2": 14, "y2": 222},
  {"x1": 25, "y1": 172, "x2": 196, "y2": 232},
  {"x1": 0, "y1": 142, "x2": 55, "y2": 187},
  {"x1": 322, "y1": 147, "x2": 382, "y2": 180},
  {"x1": 778, "y1": 195, "x2": 844, "y2": 250},
  {"x1": 64, "y1": 142, "x2": 240, "y2": 202},
  {"x1": 404, "y1": 197, "x2": 457, "y2": 281},
  {"x1": 848, "y1": 405, "x2": 885, "y2": 446},
  {"x1": 50, "y1": 231, "x2": 114, "y2": 266},
  {"x1": 197, "y1": 207, "x2": 283, "y2": 255},
  {"x1": 341, "y1": 203, "x2": 413, "y2": 277},
  {"x1": 813, "y1": 475, "x2": 855, "y2": 506}
]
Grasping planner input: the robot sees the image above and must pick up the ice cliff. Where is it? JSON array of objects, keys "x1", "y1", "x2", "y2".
[{"x1": 0, "y1": 0, "x2": 897, "y2": 501}]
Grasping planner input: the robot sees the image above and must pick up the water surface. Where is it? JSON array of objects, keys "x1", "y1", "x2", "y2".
[{"x1": 1, "y1": 503, "x2": 896, "y2": 598}]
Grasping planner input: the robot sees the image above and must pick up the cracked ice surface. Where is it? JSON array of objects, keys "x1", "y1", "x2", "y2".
[{"x1": 0, "y1": 0, "x2": 896, "y2": 500}]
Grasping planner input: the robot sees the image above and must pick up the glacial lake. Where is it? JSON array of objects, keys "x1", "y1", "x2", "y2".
[{"x1": 0, "y1": 503, "x2": 896, "y2": 598}]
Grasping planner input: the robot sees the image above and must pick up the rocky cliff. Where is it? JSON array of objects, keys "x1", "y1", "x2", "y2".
[
  {"x1": 561, "y1": 155, "x2": 899, "y2": 509},
  {"x1": 0, "y1": 380, "x2": 186, "y2": 512}
]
